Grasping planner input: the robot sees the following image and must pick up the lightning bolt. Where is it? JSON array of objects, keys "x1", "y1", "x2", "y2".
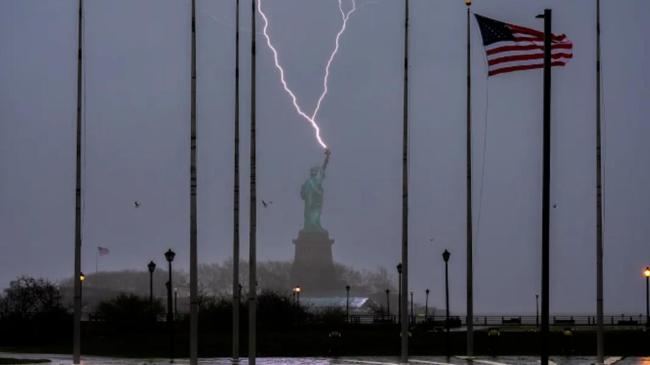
[{"x1": 257, "y1": 0, "x2": 357, "y2": 150}]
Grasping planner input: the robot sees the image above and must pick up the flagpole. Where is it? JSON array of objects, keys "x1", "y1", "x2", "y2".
[
  {"x1": 73, "y1": 0, "x2": 84, "y2": 363},
  {"x1": 595, "y1": 0, "x2": 605, "y2": 362},
  {"x1": 538, "y1": 9, "x2": 552, "y2": 365},
  {"x1": 249, "y1": 0, "x2": 258, "y2": 363},
  {"x1": 189, "y1": 0, "x2": 199, "y2": 363},
  {"x1": 232, "y1": 0, "x2": 241, "y2": 361},
  {"x1": 400, "y1": 0, "x2": 410, "y2": 362},
  {"x1": 464, "y1": 0, "x2": 474, "y2": 357}
]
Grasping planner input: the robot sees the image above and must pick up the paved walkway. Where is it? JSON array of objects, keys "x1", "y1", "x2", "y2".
[{"x1": 0, "y1": 353, "x2": 643, "y2": 365}]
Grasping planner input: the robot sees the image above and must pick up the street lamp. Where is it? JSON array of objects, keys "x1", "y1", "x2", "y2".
[
  {"x1": 147, "y1": 261, "x2": 156, "y2": 304},
  {"x1": 410, "y1": 291, "x2": 414, "y2": 325},
  {"x1": 397, "y1": 263, "x2": 403, "y2": 325},
  {"x1": 345, "y1": 285, "x2": 351, "y2": 323},
  {"x1": 536, "y1": 293, "x2": 540, "y2": 328},
  {"x1": 79, "y1": 272, "x2": 85, "y2": 314},
  {"x1": 425, "y1": 289, "x2": 430, "y2": 319},
  {"x1": 644, "y1": 267, "x2": 650, "y2": 328},
  {"x1": 293, "y1": 285, "x2": 301, "y2": 307},
  {"x1": 385, "y1": 289, "x2": 391, "y2": 319},
  {"x1": 442, "y1": 249, "x2": 451, "y2": 357},
  {"x1": 174, "y1": 288, "x2": 178, "y2": 318},
  {"x1": 164, "y1": 249, "x2": 175, "y2": 361}
]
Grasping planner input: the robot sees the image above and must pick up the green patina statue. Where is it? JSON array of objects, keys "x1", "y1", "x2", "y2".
[{"x1": 300, "y1": 149, "x2": 331, "y2": 233}]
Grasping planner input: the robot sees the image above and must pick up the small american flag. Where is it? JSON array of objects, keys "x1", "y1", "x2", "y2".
[
  {"x1": 474, "y1": 14, "x2": 573, "y2": 77},
  {"x1": 98, "y1": 246, "x2": 110, "y2": 256}
]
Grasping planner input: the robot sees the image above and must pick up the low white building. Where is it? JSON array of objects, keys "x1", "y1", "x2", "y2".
[{"x1": 300, "y1": 296, "x2": 379, "y2": 314}]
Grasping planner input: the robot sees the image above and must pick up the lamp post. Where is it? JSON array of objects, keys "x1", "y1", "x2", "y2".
[
  {"x1": 174, "y1": 288, "x2": 178, "y2": 319},
  {"x1": 397, "y1": 263, "x2": 403, "y2": 325},
  {"x1": 345, "y1": 285, "x2": 351, "y2": 323},
  {"x1": 442, "y1": 249, "x2": 451, "y2": 357},
  {"x1": 79, "y1": 273, "x2": 85, "y2": 315},
  {"x1": 147, "y1": 261, "x2": 156, "y2": 305},
  {"x1": 536, "y1": 293, "x2": 540, "y2": 328},
  {"x1": 297, "y1": 286, "x2": 301, "y2": 307},
  {"x1": 425, "y1": 289, "x2": 430, "y2": 319},
  {"x1": 385, "y1": 289, "x2": 390, "y2": 319},
  {"x1": 164, "y1": 249, "x2": 175, "y2": 361},
  {"x1": 644, "y1": 267, "x2": 650, "y2": 328},
  {"x1": 410, "y1": 291, "x2": 414, "y2": 325},
  {"x1": 293, "y1": 286, "x2": 301, "y2": 307}
]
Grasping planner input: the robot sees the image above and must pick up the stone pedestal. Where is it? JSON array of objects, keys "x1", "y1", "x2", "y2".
[{"x1": 291, "y1": 230, "x2": 341, "y2": 295}]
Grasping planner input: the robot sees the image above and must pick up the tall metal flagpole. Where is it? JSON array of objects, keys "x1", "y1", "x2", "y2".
[
  {"x1": 595, "y1": 0, "x2": 605, "y2": 362},
  {"x1": 248, "y1": 0, "x2": 258, "y2": 363},
  {"x1": 464, "y1": 0, "x2": 474, "y2": 357},
  {"x1": 189, "y1": 0, "x2": 199, "y2": 363},
  {"x1": 73, "y1": 0, "x2": 84, "y2": 363},
  {"x1": 232, "y1": 0, "x2": 241, "y2": 360},
  {"x1": 400, "y1": 0, "x2": 410, "y2": 362},
  {"x1": 539, "y1": 9, "x2": 552, "y2": 365}
]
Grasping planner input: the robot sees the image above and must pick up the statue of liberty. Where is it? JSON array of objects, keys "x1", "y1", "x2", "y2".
[{"x1": 300, "y1": 149, "x2": 331, "y2": 233}]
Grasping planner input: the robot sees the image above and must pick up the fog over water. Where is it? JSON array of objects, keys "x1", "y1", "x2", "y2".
[{"x1": 1, "y1": 0, "x2": 649, "y2": 315}]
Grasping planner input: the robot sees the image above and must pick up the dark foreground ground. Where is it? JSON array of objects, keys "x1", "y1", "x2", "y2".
[
  {"x1": 0, "y1": 359, "x2": 49, "y2": 364},
  {"x1": 2, "y1": 323, "x2": 650, "y2": 358}
]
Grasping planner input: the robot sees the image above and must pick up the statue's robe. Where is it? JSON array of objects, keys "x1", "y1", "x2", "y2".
[{"x1": 300, "y1": 170, "x2": 325, "y2": 232}]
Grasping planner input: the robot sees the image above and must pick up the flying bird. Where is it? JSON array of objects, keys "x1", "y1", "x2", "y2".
[
  {"x1": 134, "y1": 201, "x2": 141, "y2": 208},
  {"x1": 262, "y1": 200, "x2": 273, "y2": 208}
]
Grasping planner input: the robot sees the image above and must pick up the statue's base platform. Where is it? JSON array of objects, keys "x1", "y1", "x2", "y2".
[{"x1": 291, "y1": 230, "x2": 343, "y2": 296}]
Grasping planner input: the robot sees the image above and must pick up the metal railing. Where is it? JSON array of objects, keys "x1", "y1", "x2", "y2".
[{"x1": 345, "y1": 313, "x2": 649, "y2": 327}]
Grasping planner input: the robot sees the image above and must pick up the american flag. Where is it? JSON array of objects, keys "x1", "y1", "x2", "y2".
[
  {"x1": 98, "y1": 246, "x2": 110, "y2": 256},
  {"x1": 474, "y1": 14, "x2": 573, "y2": 77}
]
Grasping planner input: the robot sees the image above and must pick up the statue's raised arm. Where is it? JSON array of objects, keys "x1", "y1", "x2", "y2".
[{"x1": 321, "y1": 149, "x2": 331, "y2": 174}]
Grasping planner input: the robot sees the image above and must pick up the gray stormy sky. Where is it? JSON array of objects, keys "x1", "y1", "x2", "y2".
[{"x1": 1, "y1": 0, "x2": 649, "y2": 315}]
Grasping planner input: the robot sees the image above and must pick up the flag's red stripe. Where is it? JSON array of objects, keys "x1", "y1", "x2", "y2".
[
  {"x1": 507, "y1": 23, "x2": 543, "y2": 37},
  {"x1": 512, "y1": 34, "x2": 567, "y2": 42},
  {"x1": 513, "y1": 35, "x2": 543, "y2": 42},
  {"x1": 489, "y1": 61, "x2": 567, "y2": 76},
  {"x1": 513, "y1": 36, "x2": 571, "y2": 45},
  {"x1": 508, "y1": 24, "x2": 567, "y2": 41},
  {"x1": 487, "y1": 43, "x2": 573, "y2": 56},
  {"x1": 488, "y1": 52, "x2": 573, "y2": 66}
]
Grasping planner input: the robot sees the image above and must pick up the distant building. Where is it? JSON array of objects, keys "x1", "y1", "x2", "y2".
[{"x1": 300, "y1": 296, "x2": 379, "y2": 314}]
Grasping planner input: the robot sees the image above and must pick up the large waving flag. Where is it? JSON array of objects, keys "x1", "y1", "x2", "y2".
[{"x1": 474, "y1": 14, "x2": 573, "y2": 77}]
